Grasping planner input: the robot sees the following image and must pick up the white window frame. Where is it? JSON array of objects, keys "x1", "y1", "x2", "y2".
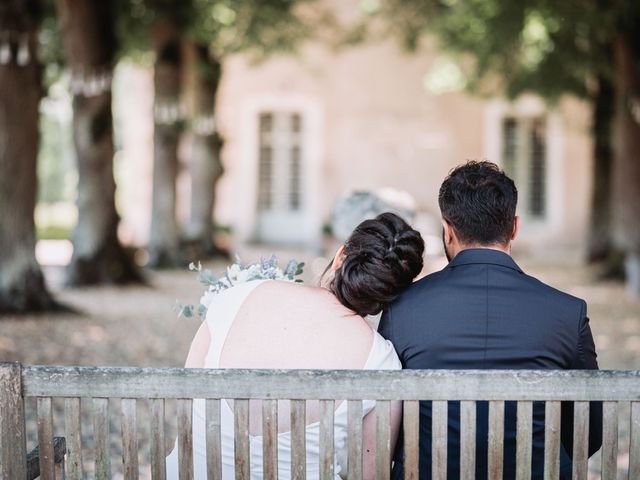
[
  {"x1": 483, "y1": 96, "x2": 563, "y2": 233},
  {"x1": 236, "y1": 94, "x2": 324, "y2": 247}
]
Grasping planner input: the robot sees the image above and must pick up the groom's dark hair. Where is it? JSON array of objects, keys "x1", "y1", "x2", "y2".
[{"x1": 438, "y1": 161, "x2": 518, "y2": 245}]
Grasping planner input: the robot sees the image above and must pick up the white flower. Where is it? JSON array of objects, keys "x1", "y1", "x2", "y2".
[
  {"x1": 235, "y1": 268, "x2": 250, "y2": 284},
  {"x1": 178, "y1": 255, "x2": 305, "y2": 321},
  {"x1": 199, "y1": 290, "x2": 216, "y2": 310},
  {"x1": 227, "y1": 263, "x2": 242, "y2": 279}
]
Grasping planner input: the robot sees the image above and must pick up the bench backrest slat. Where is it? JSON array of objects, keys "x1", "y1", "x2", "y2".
[
  {"x1": 64, "y1": 397, "x2": 82, "y2": 480},
  {"x1": 631, "y1": 402, "x2": 640, "y2": 479},
  {"x1": 207, "y1": 398, "x2": 223, "y2": 480},
  {"x1": 36, "y1": 396, "x2": 55, "y2": 480},
  {"x1": 543, "y1": 401, "x2": 562, "y2": 479},
  {"x1": 432, "y1": 400, "x2": 448, "y2": 480},
  {"x1": 488, "y1": 400, "x2": 505, "y2": 480},
  {"x1": 261, "y1": 399, "x2": 278, "y2": 480},
  {"x1": 515, "y1": 400, "x2": 533, "y2": 480},
  {"x1": 346, "y1": 400, "x2": 363, "y2": 480},
  {"x1": 177, "y1": 398, "x2": 194, "y2": 479},
  {"x1": 149, "y1": 398, "x2": 166, "y2": 480},
  {"x1": 600, "y1": 401, "x2": 618, "y2": 480},
  {"x1": 291, "y1": 399, "x2": 308, "y2": 479},
  {"x1": 402, "y1": 400, "x2": 420, "y2": 479},
  {"x1": 121, "y1": 398, "x2": 139, "y2": 480},
  {"x1": 319, "y1": 399, "x2": 335, "y2": 479},
  {"x1": 459, "y1": 400, "x2": 476, "y2": 480},
  {"x1": 374, "y1": 400, "x2": 391, "y2": 480},
  {"x1": 234, "y1": 399, "x2": 250, "y2": 480},
  {"x1": 572, "y1": 401, "x2": 590, "y2": 478},
  {"x1": 93, "y1": 397, "x2": 111, "y2": 479}
]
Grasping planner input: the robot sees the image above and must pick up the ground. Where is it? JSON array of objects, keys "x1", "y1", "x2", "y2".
[
  {"x1": 0, "y1": 251, "x2": 638, "y2": 478},
  {"x1": 2, "y1": 253, "x2": 638, "y2": 370}
]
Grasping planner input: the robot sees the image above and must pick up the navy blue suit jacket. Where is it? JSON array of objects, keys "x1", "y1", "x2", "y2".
[{"x1": 378, "y1": 248, "x2": 602, "y2": 480}]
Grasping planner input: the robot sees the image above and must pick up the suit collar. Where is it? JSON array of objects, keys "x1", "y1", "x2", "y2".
[{"x1": 447, "y1": 248, "x2": 523, "y2": 273}]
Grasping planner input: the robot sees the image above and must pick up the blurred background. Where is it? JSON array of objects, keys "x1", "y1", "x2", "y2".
[{"x1": 0, "y1": 0, "x2": 639, "y2": 370}]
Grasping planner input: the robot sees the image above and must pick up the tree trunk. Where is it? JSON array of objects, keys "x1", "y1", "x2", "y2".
[
  {"x1": 182, "y1": 42, "x2": 227, "y2": 261},
  {"x1": 612, "y1": 32, "x2": 640, "y2": 297},
  {"x1": 147, "y1": 21, "x2": 183, "y2": 269},
  {"x1": 57, "y1": 0, "x2": 142, "y2": 285},
  {"x1": 0, "y1": 0, "x2": 60, "y2": 313},
  {"x1": 587, "y1": 73, "x2": 614, "y2": 262}
]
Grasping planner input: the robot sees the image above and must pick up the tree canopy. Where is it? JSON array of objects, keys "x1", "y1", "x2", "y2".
[
  {"x1": 362, "y1": 0, "x2": 640, "y2": 102},
  {"x1": 116, "y1": 0, "x2": 317, "y2": 61}
]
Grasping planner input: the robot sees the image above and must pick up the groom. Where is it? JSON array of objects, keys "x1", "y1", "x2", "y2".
[{"x1": 378, "y1": 161, "x2": 602, "y2": 479}]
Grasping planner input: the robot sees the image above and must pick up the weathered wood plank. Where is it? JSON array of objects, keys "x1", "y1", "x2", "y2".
[
  {"x1": 488, "y1": 401, "x2": 504, "y2": 480},
  {"x1": 0, "y1": 363, "x2": 27, "y2": 479},
  {"x1": 22, "y1": 366, "x2": 640, "y2": 400},
  {"x1": 149, "y1": 398, "x2": 166, "y2": 480},
  {"x1": 65, "y1": 397, "x2": 83, "y2": 480},
  {"x1": 292, "y1": 399, "x2": 307, "y2": 480},
  {"x1": 630, "y1": 402, "x2": 640, "y2": 480},
  {"x1": 403, "y1": 400, "x2": 419, "y2": 480},
  {"x1": 375, "y1": 400, "x2": 391, "y2": 480},
  {"x1": 432, "y1": 401, "x2": 447, "y2": 480},
  {"x1": 177, "y1": 399, "x2": 194, "y2": 480},
  {"x1": 234, "y1": 399, "x2": 250, "y2": 480},
  {"x1": 544, "y1": 401, "x2": 561, "y2": 480},
  {"x1": 319, "y1": 400, "x2": 335, "y2": 480},
  {"x1": 571, "y1": 401, "x2": 589, "y2": 480},
  {"x1": 262, "y1": 399, "x2": 278, "y2": 480},
  {"x1": 348, "y1": 400, "x2": 363, "y2": 480},
  {"x1": 206, "y1": 399, "x2": 222, "y2": 480},
  {"x1": 36, "y1": 397, "x2": 55, "y2": 480},
  {"x1": 26, "y1": 436, "x2": 66, "y2": 480},
  {"x1": 600, "y1": 401, "x2": 618, "y2": 480},
  {"x1": 121, "y1": 398, "x2": 139, "y2": 480},
  {"x1": 516, "y1": 401, "x2": 533, "y2": 480},
  {"x1": 93, "y1": 398, "x2": 111, "y2": 480},
  {"x1": 460, "y1": 401, "x2": 476, "y2": 480}
]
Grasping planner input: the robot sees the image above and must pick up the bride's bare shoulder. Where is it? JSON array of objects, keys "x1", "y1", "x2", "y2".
[
  {"x1": 256, "y1": 280, "x2": 366, "y2": 323},
  {"x1": 261, "y1": 280, "x2": 346, "y2": 307}
]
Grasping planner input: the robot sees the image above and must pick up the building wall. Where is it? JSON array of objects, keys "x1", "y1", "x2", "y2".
[{"x1": 214, "y1": 32, "x2": 593, "y2": 257}]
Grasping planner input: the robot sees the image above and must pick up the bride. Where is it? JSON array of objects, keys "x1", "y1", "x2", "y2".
[{"x1": 165, "y1": 212, "x2": 425, "y2": 479}]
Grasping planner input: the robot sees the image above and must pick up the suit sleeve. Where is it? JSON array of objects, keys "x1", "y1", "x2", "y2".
[
  {"x1": 378, "y1": 305, "x2": 394, "y2": 342},
  {"x1": 560, "y1": 302, "x2": 603, "y2": 457}
]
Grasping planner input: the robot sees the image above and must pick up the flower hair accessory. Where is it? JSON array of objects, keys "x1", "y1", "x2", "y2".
[{"x1": 176, "y1": 254, "x2": 305, "y2": 319}]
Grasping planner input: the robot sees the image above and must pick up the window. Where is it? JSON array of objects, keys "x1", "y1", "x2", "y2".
[
  {"x1": 257, "y1": 112, "x2": 303, "y2": 212},
  {"x1": 502, "y1": 117, "x2": 547, "y2": 219}
]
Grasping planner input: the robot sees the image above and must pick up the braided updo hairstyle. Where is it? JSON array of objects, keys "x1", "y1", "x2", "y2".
[{"x1": 328, "y1": 212, "x2": 425, "y2": 317}]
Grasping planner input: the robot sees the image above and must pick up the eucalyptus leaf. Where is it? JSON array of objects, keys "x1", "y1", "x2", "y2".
[{"x1": 198, "y1": 269, "x2": 218, "y2": 286}]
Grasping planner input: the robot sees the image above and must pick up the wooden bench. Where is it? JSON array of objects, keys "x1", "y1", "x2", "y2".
[{"x1": 1, "y1": 363, "x2": 639, "y2": 479}]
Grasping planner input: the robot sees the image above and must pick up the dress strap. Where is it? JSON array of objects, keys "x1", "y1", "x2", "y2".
[{"x1": 204, "y1": 280, "x2": 268, "y2": 368}]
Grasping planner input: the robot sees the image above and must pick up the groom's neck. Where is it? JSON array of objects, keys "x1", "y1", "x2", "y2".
[{"x1": 452, "y1": 242, "x2": 512, "y2": 259}]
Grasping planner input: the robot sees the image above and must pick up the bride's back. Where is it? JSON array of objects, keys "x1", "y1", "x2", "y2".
[{"x1": 219, "y1": 280, "x2": 374, "y2": 371}]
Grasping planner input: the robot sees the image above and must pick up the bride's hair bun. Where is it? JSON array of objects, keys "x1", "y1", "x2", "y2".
[{"x1": 330, "y1": 212, "x2": 425, "y2": 317}]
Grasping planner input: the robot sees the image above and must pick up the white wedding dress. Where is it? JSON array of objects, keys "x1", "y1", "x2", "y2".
[{"x1": 165, "y1": 280, "x2": 401, "y2": 479}]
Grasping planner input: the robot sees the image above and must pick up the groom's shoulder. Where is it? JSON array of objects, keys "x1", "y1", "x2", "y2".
[
  {"x1": 519, "y1": 270, "x2": 587, "y2": 311},
  {"x1": 392, "y1": 268, "x2": 449, "y2": 304},
  {"x1": 394, "y1": 264, "x2": 586, "y2": 313}
]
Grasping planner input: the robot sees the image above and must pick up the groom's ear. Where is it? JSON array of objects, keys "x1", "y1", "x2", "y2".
[
  {"x1": 442, "y1": 219, "x2": 454, "y2": 245},
  {"x1": 511, "y1": 216, "x2": 520, "y2": 241}
]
